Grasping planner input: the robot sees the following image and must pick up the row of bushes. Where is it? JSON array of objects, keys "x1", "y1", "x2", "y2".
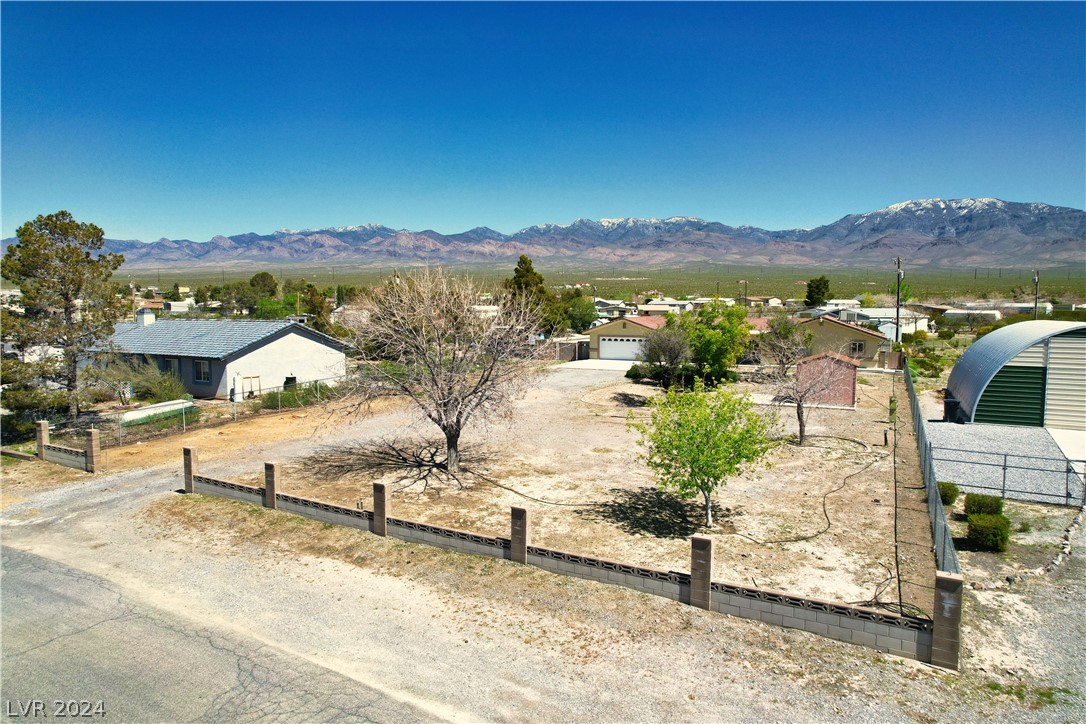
[
  {"x1": 625, "y1": 363, "x2": 738, "y2": 386},
  {"x1": 939, "y1": 485, "x2": 1012, "y2": 552}
]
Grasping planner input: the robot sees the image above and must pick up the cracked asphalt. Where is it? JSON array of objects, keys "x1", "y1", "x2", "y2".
[{"x1": 1, "y1": 548, "x2": 426, "y2": 722}]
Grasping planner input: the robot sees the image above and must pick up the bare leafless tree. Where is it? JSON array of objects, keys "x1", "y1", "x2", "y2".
[
  {"x1": 338, "y1": 267, "x2": 543, "y2": 473},
  {"x1": 638, "y1": 325, "x2": 690, "y2": 388},
  {"x1": 756, "y1": 310, "x2": 858, "y2": 444},
  {"x1": 769, "y1": 350, "x2": 859, "y2": 444}
]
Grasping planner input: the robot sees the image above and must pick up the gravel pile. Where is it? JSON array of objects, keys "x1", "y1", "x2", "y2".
[{"x1": 925, "y1": 422, "x2": 1085, "y2": 506}]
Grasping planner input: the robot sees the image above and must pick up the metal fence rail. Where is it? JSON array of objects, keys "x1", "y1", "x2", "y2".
[
  {"x1": 904, "y1": 364, "x2": 961, "y2": 575},
  {"x1": 930, "y1": 446, "x2": 1086, "y2": 507}
]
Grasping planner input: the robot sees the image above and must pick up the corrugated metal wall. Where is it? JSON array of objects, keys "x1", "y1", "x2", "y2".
[
  {"x1": 1044, "y1": 331, "x2": 1086, "y2": 431},
  {"x1": 974, "y1": 366, "x2": 1046, "y2": 426}
]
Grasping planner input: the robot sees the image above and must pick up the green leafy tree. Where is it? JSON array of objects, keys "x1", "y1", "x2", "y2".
[
  {"x1": 858, "y1": 292, "x2": 877, "y2": 308},
  {"x1": 673, "y1": 301, "x2": 750, "y2": 384},
  {"x1": 804, "y1": 275, "x2": 831, "y2": 307},
  {"x1": 503, "y1": 255, "x2": 566, "y2": 333},
  {"x1": 0, "y1": 359, "x2": 68, "y2": 442},
  {"x1": 628, "y1": 381, "x2": 779, "y2": 527},
  {"x1": 887, "y1": 281, "x2": 912, "y2": 303},
  {"x1": 249, "y1": 271, "x2": 279, "y2": 299},
  {"x1": 562, "y1": 292, "x2": 598, "y2": 333},
  {"x1": 303, "y1": 284, "x2": 334, "y2": 333},
  {"x1": 1, "y1": 211, "x2": 126, "y2": 418}
]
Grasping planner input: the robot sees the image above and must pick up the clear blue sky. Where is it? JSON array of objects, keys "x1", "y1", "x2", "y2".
[{"x1": 2, "y1": 2, "x2": 1084, "y2": 241}]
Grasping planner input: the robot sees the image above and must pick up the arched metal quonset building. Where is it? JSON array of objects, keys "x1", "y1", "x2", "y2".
[{"x1": 946, "y1": 321, "x2": 1086, "y2": 430}]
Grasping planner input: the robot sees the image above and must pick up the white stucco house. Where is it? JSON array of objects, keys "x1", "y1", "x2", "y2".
[{"x1": 103, "y1": 310, "x2": 348, "y2": 400}]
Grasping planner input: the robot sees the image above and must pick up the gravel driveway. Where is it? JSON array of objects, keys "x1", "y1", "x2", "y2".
[{"x1": 925, "y1": 422, "x2": 1085, "y2": 506}]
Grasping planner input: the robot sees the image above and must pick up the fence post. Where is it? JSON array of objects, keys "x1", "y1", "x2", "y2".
[
  {"x1": 264, "y1": 462, "x2": 279, "y2": 510},
  {"x1": 316, "y1": 380, "x2": 321, "y2": 403},
  {"x1": 36, "y1": 420, "x2": 49, "y2": 460},
  {"x1": 510, "y1": 507, "x2": 530, "y2": 564},
  {"x1": 277, "y1": 388, "x2": 281, "y2": 413},
  {"x1": 930, "y1": 571, "x2": 964, "y2": 670},
  {"x1": 183, "y1": 447, "x2": 197, "y2": 494},
  {"x1": 689, "y1": 535, "x2": 713, "y2": 610},
  {"x1": 1002, "y1": 454, "x2": 1008, "y2": 497},
  {"x1": 85, "y1": 430, "x2": 100, "y2": 473},
  {"x1": 182, "y1": 404, "x2": 186, "y2": 432},
  {"x1": 373, "y1": 483, "x2": 387, "y2": 536}
]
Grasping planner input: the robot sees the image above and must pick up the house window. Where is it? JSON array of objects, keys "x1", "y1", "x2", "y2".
[
  {"x1": 164, "y1": 358, "x2": 180, "y2": 378},
  {"x1": 850, "y1": 341, "x2": 865, "y2": 357},
  {"x1": 194, "y1": 359, "x2": 211, "y2": 383}
]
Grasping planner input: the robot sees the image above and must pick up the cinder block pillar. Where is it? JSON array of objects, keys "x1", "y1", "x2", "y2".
[
  {"x1": 690, "y1": 535, "x2": 714, "y2": 610},
  {"x1": 183, "y1": 447, "x2": 198, "y2": 494},
  {"x1": 511, "y1": 507, "x2": 530, "y2": 564},
  {"x1": 36, "y1": 421, "x2": 49, "y2": 460},
  {"x1": 930, "y1": 571, "x2": 964, "y2": 670},
  {"x1": 373, "y1": 483, "x2": 387, "y2": 536},
  {"x1": 85, "y1": 429, "x2": 100, "y2": 473},
  {"x1": 264, "y1": 462, "x2": 279, "y2": 510}
]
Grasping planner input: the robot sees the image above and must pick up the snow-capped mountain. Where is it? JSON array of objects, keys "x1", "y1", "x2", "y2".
[{"x1": 3, "y1": 199, "x2": 1082, "y2": 268}]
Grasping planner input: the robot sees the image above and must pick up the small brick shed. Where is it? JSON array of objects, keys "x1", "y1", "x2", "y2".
[{"x1": 795, "y1": 352, "x2": 859, "y2": 407}]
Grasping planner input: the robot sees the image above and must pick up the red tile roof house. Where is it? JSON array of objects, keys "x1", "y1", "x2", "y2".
[{"x1": 795, "y1": 352, "x2": 860, "y2": 407}]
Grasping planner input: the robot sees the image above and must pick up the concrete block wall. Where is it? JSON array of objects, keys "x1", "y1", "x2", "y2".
[
  {"x1": 526, "y1": 547, "x2": 688, "y2": 602},
  {"x1": 709, "y1": 586, "x2": 933, "y2": 661},
  {"x1": 182, "y1": 454, "x2": 942, "y2": 666},
  {"x1": 42, "y1": 444, "x2": 87, "y2": 470},
  {"x1": 277, "y1": 494, "x2": 374, "y2": 533},
  {"x1": 192, "y1": 475, "x2": 263, "y2": 505},
  {"x1": 387, "y1": 518, "x2": 510, "y2": 559}
]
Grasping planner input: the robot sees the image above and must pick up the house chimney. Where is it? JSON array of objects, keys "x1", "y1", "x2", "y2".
[{"x1": 136, "y1": 308, "x2": 156, "y2": 326}]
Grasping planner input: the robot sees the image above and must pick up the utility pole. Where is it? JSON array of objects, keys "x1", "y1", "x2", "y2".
[
  {"x1": 894, "y1": 257, "x2": 904, "y2": 345},
  {"x1": 1033, "y1": 270, "x2": 1040, "y2": 320}
]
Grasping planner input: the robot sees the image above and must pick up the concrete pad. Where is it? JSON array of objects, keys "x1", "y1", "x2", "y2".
[
  {"x1": 1047, "y1": 428, "x2": 1086, "y2": 462},
  {"x1": 556, "y1": 359, "x2": 635, "y2": 371}
]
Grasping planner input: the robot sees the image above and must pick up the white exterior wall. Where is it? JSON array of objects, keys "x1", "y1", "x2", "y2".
[
  {"x1": 224, "y1": 332, "x2": 346, "y2": 400},
  {"x1": 1009, "y1": 342, "x2": 1046, "y2": 367},
  {"x1": 1044, "y1": 335, "x2": 1086, "y2": 431}
]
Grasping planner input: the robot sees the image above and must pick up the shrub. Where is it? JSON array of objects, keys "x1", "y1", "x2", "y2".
[
  {"x1": 1017, "y1": 520, "x2": 1032, "y2": 534},
  {"x1": 938, "y1": 329, "x2": 954, "y2": 340},
  {"x1": 964, "y1": 492, "x2": 1004, "y2": 516},
  {"x1": 913, "y1": 330, "x2": 928, "y2": 342},
  {"x1": 938, "y1": 481, "x2": 960, "y2": 506},
  {"x1": 900, "y1": 332, "x2": 915, "y2": 344},
  {"x1": 625, "y1": 364, "x2": 646, "y2": 381},
  {"x1": 967, "y1": 513, "x2": 1011, "y2": 552}
]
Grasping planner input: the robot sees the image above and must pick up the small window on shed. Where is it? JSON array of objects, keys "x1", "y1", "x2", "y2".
[{"x1": 850, "y1": 341, "x2": 865, "y2": 356}]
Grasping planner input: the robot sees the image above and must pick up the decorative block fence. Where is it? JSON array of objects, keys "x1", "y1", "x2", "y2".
[
  {"x1": 35, "y1": 421, "x2": 100, "y2": 473},
  {"x1": 182, "y1": 447, "x2": 952, "y2": 668}
]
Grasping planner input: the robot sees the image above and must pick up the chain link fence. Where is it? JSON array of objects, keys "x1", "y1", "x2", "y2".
[
  {"x1": 49, "y1": 375, "x2": 351, "y2": 450},
  {"x1": 904, "y1": 363, "x2": 961, "y2": 575}
]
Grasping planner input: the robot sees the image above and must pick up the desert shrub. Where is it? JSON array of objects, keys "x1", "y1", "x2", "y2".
[
  {"x1": 900, "y1": 332, "x2": 915, "y2": 344},
  {"x1": 1017, "y1": 520, "x2": 1032, "y2": 534},
  {"x1": 967, "y1": 513, "x2": 1011, "y2": 552},
  {"x1": 913, "y1": 330, "x2": 928, "y2": 342},
  {"x1": 964, "y1": 492, "x2": 1004, "y2": 516},
  {"x1": 938, "y1": 481, "x2": 960, "y2": 506},
  {"x1": 976, "y1": 325, "x2": 994, "y2": 338},
  {"x1": 938, "y1": 329, "x2": 954, "y2": 340},
  {"x1": 625, "y1": 364, "x2": 647, "y2": 381},
  {"x1": 259, "y1": 381, "x2": 323, "y2": 409}
]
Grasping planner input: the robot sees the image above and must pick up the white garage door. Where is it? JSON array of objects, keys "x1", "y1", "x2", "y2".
[{"x1": 599, "y1": 337, "x2": 644, "y2": 361}]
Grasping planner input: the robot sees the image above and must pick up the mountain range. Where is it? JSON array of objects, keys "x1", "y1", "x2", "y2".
[{"x1": 4, "y1": 198, "x2": 1084, "y2": 269}]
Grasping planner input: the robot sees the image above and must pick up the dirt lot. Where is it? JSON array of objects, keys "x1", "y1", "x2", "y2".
[
  {"x1": 3, "y1": 366, "x2": 935, "y2": 611},
  {"x1": 212, "y1": 365, "x2": 934, "y2": 614}
]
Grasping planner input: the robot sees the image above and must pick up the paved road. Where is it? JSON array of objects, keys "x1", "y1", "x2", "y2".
[{"x1": 1, "y1": 547, "x2": 427, "y2": 722}]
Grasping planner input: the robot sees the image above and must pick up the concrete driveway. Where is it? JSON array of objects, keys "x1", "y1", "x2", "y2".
[{"x1": 557, "y1": 358, "x2": 635, "y2": 371}]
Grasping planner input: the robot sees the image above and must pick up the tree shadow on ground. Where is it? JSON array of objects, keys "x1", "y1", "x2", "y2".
[
  {"x1": 294, "y1": 439, "x2": 501, "y2": 492},
  {"x1": 578, "y1": 486, "x2": 738, "y2": 538},
  {"x1": 611, "y1": 392, "x2": 650, "y2": 407}
]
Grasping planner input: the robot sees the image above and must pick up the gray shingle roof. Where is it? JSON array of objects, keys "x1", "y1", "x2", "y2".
[{"x1": 109, "y1": 319, "x2": 305, "y2": 359}]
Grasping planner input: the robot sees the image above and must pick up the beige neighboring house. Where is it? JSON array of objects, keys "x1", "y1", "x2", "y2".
[
  {"x1": 799, "y1": 316, "x2": 887, "y2": 368},
  {"x1": 586, "y1": 315, "x2": 667, "y2": 360}
]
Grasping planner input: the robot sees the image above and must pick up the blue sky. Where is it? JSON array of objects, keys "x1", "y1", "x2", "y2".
[{"x1": 2, "y1": 2, "x2": 1084, "y2": 241}]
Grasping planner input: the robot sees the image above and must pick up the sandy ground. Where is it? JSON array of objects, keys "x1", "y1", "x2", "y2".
[{"x1": 245, "y1": 367, "x2": 931, "y2": 613}]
